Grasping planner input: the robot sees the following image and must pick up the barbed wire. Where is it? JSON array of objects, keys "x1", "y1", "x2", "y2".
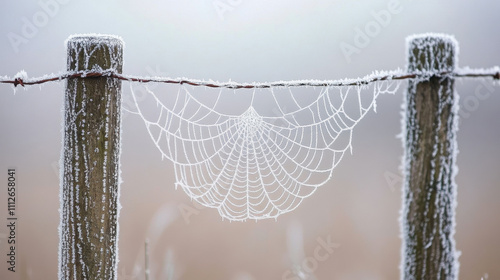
[{"x1": 1, "y1": 67, "x2": 499, "y2": 89}]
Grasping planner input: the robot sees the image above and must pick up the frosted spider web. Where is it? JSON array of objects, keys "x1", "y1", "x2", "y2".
[{"x1": 128, "y1": 80, "x2": 400, "y2": 221}]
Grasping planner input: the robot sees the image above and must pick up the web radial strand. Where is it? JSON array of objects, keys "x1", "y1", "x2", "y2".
[{"x1": 130, "y1": 80, "x2": 400, "y2": 221}]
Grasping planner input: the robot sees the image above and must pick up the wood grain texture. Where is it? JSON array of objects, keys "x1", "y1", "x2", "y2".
[
  {"x1": 59, "y1": 35, "x2": 123, "y2": 280},
  {"x1": 401, "y1": 35, "x2": 459, "y2": 280}
]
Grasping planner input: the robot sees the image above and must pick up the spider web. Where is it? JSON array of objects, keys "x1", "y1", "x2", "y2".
[{"x1": 128, "y1": 81, "x2": 400, "y2": 221}]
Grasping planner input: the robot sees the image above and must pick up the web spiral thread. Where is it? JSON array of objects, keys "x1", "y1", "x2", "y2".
[{"x1": 129, "y1": 81, "x2": 400, "y2": 221}]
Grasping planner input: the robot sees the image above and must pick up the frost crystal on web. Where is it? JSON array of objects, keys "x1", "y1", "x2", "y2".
[{"x1": 129, "y1": 79, "x2": 400, "y2": 221}]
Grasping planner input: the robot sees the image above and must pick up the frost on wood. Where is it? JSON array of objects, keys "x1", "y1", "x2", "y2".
[
  {"x1": 401, "y1": 34, "x2": 459, "y2": 280},
  {"x1": 59, "y1": 35, "x2": 123, "y2": 280},
  {"x1": 406, "y1": 33, "x2": 458, "y2": 76},
  {"x1": 130, "y1": 80, "x2": 400, "y2": 221}
]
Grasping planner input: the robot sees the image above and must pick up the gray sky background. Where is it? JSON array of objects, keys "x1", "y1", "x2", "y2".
[{"x1": 1, "y1": 0, "x2": 499, "y2": 279}]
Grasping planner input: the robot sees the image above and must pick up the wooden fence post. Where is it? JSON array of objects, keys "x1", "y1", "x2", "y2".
[
  {"x1": 59, "y1": 35, "x2": 123, "y2": 280},
  {"x1": 401, "y1": 34, "x2": 459, "y2": 280}
]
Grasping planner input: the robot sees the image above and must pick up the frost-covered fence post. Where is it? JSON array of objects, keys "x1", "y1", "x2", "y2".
[
  {"x1": 401, "y1": 34, "x2": 459, "y2": 280},
  {"x1": 59, "y1": 35, "x2": 123, "y2": 280}
]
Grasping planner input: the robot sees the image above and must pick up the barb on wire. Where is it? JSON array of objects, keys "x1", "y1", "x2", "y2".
[{"x1": 1, "y1": 67, "x2": 499, "y2": 89}]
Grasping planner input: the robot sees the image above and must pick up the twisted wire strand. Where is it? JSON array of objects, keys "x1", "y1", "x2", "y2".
[{"x1": 1, "y1": 67, "x2": 498, "y2": 89}]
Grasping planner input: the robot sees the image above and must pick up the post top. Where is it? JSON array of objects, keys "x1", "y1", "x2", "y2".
[
  {"x1": 65, "y1": 34, "x2": 123, "y2": 72},
  {"x1": 65, "y1": 34, "x2": 124, "y2": 48},
  {"x1": 406, "y1": 33, "x2": 457, "y2": 45},
  {"x1": 406, "y1": 33, "x2": 459, "y2": 73}
]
